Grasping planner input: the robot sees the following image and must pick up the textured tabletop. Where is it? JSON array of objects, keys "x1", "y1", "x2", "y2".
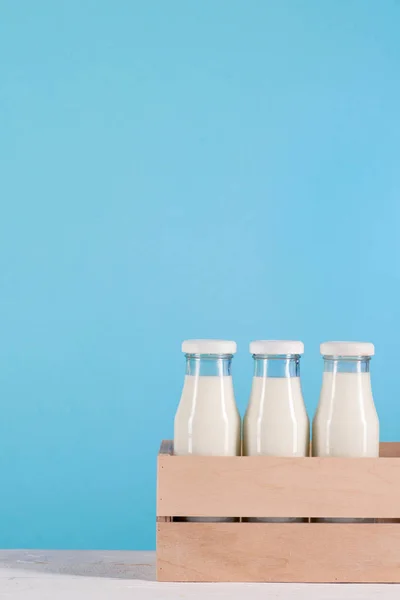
[{"x1": 0, "y1": 550, "x2": 399, "y2": 598}]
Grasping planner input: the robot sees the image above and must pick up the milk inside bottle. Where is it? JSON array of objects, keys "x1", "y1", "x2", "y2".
[
  {"x1": 174, "y1": 339, "x2": 240, "y2": 522},
  {"x1": 243, "y1": 340, "x2": 309, "y2": 522},
  {"x1": 312, "y1": 341, "x2": 379, "y2": 522}
]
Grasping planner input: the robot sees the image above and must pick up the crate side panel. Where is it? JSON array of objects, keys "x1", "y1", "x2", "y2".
[
  {"x1": 157, "y1": 522, "x2": 400, "y2": 583},
  {"x1": 157, "y1": 454, "x2": 400, "y2": 518}
]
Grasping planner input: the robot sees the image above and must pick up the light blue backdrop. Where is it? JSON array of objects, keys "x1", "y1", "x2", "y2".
[{"x1": 1, "y1": 0, "x2": 400, "y2": 550}]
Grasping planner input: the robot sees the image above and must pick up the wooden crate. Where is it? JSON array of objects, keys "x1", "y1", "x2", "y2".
[{"x1": 156, "y1": 440, "x2": 400, "y2": 583}]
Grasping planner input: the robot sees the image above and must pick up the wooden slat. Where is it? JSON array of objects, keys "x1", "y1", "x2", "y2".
[
  {"x1": 379, "y1": 442, "x2": 400, "y2": 457},
  {"x1": 157, "y1": 441, "x2": 173, "y2": 522},
  {"x1": 159, "y1": 440, "x2": 399, "y2": 457},
  {"x1": 157, "y1": 522, "x2": 400, "y2": 582},
  {"x1": 157, "y1": 443, "x2": 400, "y2": 519}
]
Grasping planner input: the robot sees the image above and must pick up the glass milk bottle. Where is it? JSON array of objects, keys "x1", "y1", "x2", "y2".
[
  {"x1": 312, "y1": 341, "x2": 379, "y2": 522},
  {"x1": 174, "y1": 339, "x2": 241, "y2": 522},
  {"x1": 243, "y1": 340, "x2": 309, "y2": 522}
]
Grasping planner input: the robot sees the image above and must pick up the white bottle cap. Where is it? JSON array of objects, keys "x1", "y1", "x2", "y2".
[
  {"x1": 320, "y1": 341, "x2": 375, "y2": 357},
  {"x1": 182, "y1": 339, "x2": 237, "y2": 355},
  {"x1": 249, "y1": 340, "x2": 304, "y2": 355}
]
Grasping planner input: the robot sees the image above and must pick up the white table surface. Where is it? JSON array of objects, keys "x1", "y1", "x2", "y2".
[{"x1": 0, "y1": 550, "x2": 399, "y2": 599}]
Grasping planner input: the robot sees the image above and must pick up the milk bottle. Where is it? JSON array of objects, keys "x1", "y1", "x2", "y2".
[
  {"x1": 174, "y1": 339, "x2": 241, "y2": 521},
  {"x1": 243, "y1": 340, "x2": 309, "y2": 522},
  {"x1": 312, "y1": 341, "x2": 379, "y2": 522}
]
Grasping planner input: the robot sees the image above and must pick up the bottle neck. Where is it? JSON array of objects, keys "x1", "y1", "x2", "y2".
[
  {"x1": 185, "y1": 354, "x2": 233, "y2": 376},
  {"x1": 253, "y1": 354, "x2": 300, "y2": 378},
  {"x1": 323, "y1": 356, "x2": 371, "y2": 374}
]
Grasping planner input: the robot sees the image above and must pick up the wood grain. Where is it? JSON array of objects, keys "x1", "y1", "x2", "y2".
[
  {"x1": 379, "y1": 442, "x2": 400, "y2": 457},
  {"x1": 157, "y1": 521, "x2": 400, "y2": 582},
  {"x1": 157, "y1": 442, "x2": 400, "y2": 519}
]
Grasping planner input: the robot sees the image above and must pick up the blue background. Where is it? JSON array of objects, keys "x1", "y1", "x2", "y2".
[{"x1": 1, "y1": 0, "x2": 400, "y2": 550}]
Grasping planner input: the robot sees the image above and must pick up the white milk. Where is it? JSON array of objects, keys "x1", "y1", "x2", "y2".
[
  {"x1": 312, "y1": 372, "x2": 379, "y2": 457},
  {"x1": 244, "y1": 375, "x2": 309, "y2": 522},
  {"x1": 244, "y1": 377, "x2": 309, "y2": 457},
  {"x1": 174, "y1": 373, "x2": 240, "y2": 522},
  {"x1": 174, "y1": 375, "x2": 241, "y2": 456},
  {"x1": 313, "y1": 365, "x2": 379, "y2": 523}
]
